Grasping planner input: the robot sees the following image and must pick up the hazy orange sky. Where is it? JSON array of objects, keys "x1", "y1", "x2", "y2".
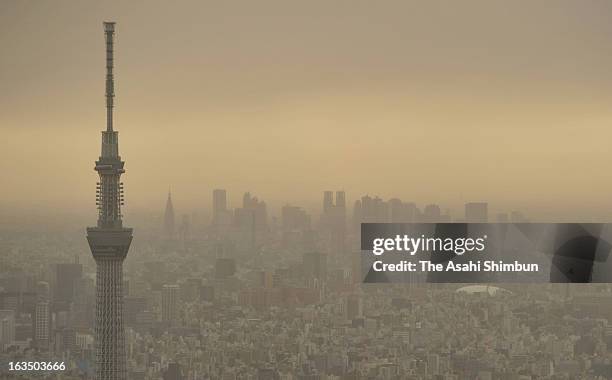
[{"x1": 2, "y1": 1, "x2": 612, "y2": 219}]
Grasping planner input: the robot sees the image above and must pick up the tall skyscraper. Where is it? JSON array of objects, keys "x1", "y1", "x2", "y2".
[
  {"x1": 212, "y1": 189, "x2": 232, "y2": 234},
  {"x1": 234, "y1": 192, "x2": 268, "y2": 248},
  {"x1": 86, "y1": 22, "x2": 132, "y2": 380},
  {"x1": 36, "y1": 281, "x2": 50, "y2": 301},
  {"x1": 34, "y1": 300, "x2": 49, "y2": 350},
  {"x1": 164, "y1": 190, "x2": 176, "y2": 238},
  {"x1": 0, "y1": 310, "x2": 15, "y2": 350},
  {"x1": 161, "y1": 284, "x2": 179, "y2": 326},
  {"x1": 212, "y1": 189, "x2": 227, "y2": 222},
  {"x1": 320, "y1": 191, "x2": 347, "y2": 255},
  {"x1": 323, "y1": 191, "x2": 334, "y2": 213},
  {"x1": 54, "y1": 263, "x2": 82, "y2": 310},
  {"x1": 335, "y1": 191, "x2": 346, "y2": 209}
]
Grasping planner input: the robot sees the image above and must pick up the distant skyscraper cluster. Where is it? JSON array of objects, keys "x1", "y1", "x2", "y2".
[{"x1": 352, "y1": 196, "x2": 509, "y2": 225}]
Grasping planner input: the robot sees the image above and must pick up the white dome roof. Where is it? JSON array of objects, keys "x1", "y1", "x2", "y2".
[{"x1": 456, "y1": 285, "x2": 512, "y2": 296}]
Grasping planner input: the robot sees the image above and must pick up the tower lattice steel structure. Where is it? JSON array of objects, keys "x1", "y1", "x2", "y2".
[{"x1": 86, "y1": 21, "x2": 132, "y2": 380}]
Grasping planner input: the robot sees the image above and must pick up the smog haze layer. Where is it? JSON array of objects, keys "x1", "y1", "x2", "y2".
[{"x1": 2, "y1": 0, "x2": 612, "y2": 220}]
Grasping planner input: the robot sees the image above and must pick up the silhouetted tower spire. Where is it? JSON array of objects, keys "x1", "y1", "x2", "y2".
[
  {"x1": 164, "y1": 189, "x2": 176, "y2": 238},
  {"x1": 105, "y1": 21, "x2": 115, "y2": 133},
  {"x1": 95, "y1": 22, "x2": 125, "y2": 227},
  {"x1": 86, "y1": 21, "x2": 132, "y2": 380}
]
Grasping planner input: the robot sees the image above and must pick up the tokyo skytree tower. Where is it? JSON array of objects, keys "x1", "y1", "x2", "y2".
[{"x1": 86, "y1": 22, "x2": 132, "y2": 380}]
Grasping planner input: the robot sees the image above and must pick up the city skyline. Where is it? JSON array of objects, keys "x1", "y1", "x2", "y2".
[{"x1": 3, "y1": 1, "x2": 612, "y2": 218}]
